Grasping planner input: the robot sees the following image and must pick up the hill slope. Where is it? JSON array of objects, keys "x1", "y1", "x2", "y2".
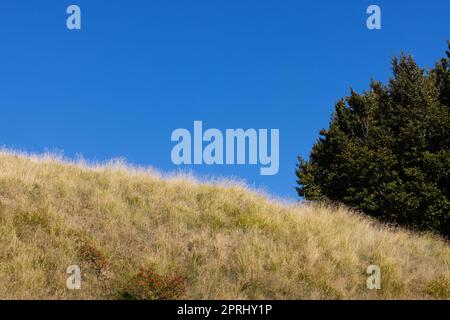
[{"x1": 0, "y1": 151, "x2": 448, "y2": 299}]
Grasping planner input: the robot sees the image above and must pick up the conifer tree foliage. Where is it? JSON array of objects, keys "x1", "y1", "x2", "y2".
[{"x1": 296, "y1": 42, "x2": 450, "y2": 238}]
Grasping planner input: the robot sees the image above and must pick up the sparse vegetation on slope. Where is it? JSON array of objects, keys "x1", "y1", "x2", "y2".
[{"x1": 0, "y1": 151, "x2": 449, "y2": 299}]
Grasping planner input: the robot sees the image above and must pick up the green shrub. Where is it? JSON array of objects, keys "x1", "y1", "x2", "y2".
[{"x1": 296, "y1": 42, "x2": 450, "y2": 238}]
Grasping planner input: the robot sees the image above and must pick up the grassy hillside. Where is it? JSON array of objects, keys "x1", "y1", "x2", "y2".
[{"x1": 0, "y1": 151, "x2": 448, "y2": 300}]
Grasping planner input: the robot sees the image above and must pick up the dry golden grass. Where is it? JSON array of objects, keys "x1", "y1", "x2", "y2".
[{"x1": 0, "y1": 150, "x2": 448, "y2": 300}]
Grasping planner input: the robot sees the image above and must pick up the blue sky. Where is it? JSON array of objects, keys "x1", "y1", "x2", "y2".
[{"x1": 0, "y1": 1, "x2": 448, "y2": 200}]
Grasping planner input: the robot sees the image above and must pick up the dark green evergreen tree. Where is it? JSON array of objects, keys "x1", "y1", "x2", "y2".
[{"x1": 296, "y1": 42, "x2": 450, "y2": 238}]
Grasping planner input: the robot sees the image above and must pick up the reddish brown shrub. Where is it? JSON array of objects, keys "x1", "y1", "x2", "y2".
[{"x1": 119, "y1": 266, "x2": 186, "y2": 300}]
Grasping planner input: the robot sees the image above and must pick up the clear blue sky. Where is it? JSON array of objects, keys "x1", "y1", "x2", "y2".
[{"x1": 0, "y1": 1, "x2": 448, "y2": 200}]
